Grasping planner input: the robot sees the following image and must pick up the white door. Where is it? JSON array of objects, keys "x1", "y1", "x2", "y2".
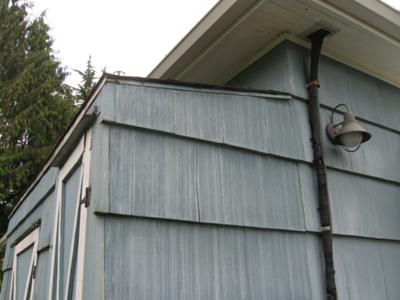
[
  {"x1": 9, "y1": 227, "x2": 39, "y2": 300},
  {"x1": 48, "y1": 129, "x2": 92, "y2": 300}
]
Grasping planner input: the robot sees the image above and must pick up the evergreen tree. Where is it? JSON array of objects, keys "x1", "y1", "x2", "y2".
[
  {"x1": 74, "y1": 55, "x2": 96, "y2": 106},
  {"x1": 0, "y1": 0, "x2": 75, "y2": 235}
]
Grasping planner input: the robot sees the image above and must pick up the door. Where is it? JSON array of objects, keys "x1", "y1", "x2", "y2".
[
  {"x1": 9, "y1": 227, "x2": 39, "y2": 300},
  {"x1": 48, "y1": 129, "x2": 92, "y2": 300}
]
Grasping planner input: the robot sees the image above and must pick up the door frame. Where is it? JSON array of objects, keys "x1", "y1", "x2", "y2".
[
  {"x1": 48, "y1": 128, "x2": 92, "y2": 300},
  {"x1": 10, "y1": 227, "x2": 39, "y2": 300}
]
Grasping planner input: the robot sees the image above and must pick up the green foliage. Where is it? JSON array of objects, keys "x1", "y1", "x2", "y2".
[
  {"x1": 0, "y1": 0, "x2": 75, "y2": 235},
  {"x1": 74, "y1": 55, "x2": 96, "y2": 105}
]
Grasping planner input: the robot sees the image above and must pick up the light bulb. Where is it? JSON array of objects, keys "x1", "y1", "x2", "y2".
[{"x1": 339, "y1": 132, "x2": 363, "y2": 147}]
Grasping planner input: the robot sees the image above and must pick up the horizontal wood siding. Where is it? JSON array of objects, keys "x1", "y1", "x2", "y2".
[
  {"x1": 2, "y1": 188, "x2": 56, "y2": 271},
  {"x1": 228, "y1": 40, "x2": 400, "y2": 300},
  {"x1": 94, "y1": 71, "x2": 400, "y2": 299},
  {"x1": 0, "y1": 166, "x2": 58, "y2": 299},
  {"x1": 109, "y1": 127, "x2": 198, "y2": 221},
  {"x1": 7, "y1": 167, "x2": 57, "y2": 233},
  {"x1": 334, "y1": 237, "x2": 400, "y2": 300},
  {"x1": 329, "y1": 170, "x2": 400, "y2": 240},
  {"x1": 104, "y1": 217, "x2": 324, "y2": 300},
  {"x1": 108, "y1": 127, "x2": 315, "y2": 231},
  {"x1": 97, "y1": 80, "x2": 399, "y2": 240},
  {"x1": 228, "y1": 42, "x2": 293, "y2": 96},
  {"x1": 101, "y1": 83, "x2": 307, "y2": 161},
  {"x1": 195, "y1": 139, "x2": 305, "y2": 229},
  {"x1": 230, "y1": 41, "x2": 400, "y2": 132}
]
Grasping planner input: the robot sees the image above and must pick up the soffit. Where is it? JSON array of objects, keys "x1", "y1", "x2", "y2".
[{"x1": 149, "y1": 0, "x2": 400, "y2": 88}]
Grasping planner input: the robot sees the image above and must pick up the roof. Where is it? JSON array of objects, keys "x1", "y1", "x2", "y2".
[{"x1": 149, "y1": 0, "x2": 400, "y2": 88}]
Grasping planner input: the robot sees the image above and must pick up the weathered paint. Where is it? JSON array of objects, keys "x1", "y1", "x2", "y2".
[
  {"x1": 16, "y1": 244, "x2": 33, "y2": 299},
  {"x1": 329, "y1": 169, "x2": 400, "y2": 240},
  {"x1": 228, "y1": 40, "x2": 400, "y2": 300},
  {"x1": 34, "y1": 250, "x2": 51, "y2": 300},
  {"x1": 1, "y1": 40, "x2": 399, "y2": 300},
  {"x1": 107, "y1": 126, "x2": 316, "y2": 231},
  {"x1": 99, "y1": 81, "x2": 399, "y2": 184},
  {"x1": 0, "y1": 168, "x2": 57, "y2": 300},
  {"x1": 60, "y1": 164, "x2": 82, "y2": 298},
  {"x1": 104, "y1": 217, "x2": 324, "y2": 300},
  {"x1": 7, "y1": 168, "x2": 57, "y2": 233},
  {"x1": 334, "y1": 237, "x2": 400, "y2": 300},
  {"x1": 81, "y1": 119, "x2": 106, "y2": 300},
  {"x1": 100, "y1": 82, "x2": 307, "y2": 161},
  {"x1": 229, "y1": 41, "x2": 400, "y2": 132}
]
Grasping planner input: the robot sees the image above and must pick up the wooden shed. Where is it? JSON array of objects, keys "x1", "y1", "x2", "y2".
[{"x1": 1, "y1": 1, "x2": 400, "y2": 299}]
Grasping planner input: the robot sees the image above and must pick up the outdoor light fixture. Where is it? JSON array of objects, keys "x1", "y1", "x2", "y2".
[{"x1": 326, "y1": 104, "x2": 371, "y2": 152}]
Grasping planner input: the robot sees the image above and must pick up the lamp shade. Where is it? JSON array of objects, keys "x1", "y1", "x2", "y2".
[
  {"x1": 331, "y1": 112, "x2": 371, "y2": 146},
  {"x1": 326, "y1": 104, "x2": 371, "y2": 152}
]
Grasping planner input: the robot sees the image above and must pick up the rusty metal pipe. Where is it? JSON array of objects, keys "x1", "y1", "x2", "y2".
[{"x1": 306, "y1": 29, "x2": 337, "y2": 300}]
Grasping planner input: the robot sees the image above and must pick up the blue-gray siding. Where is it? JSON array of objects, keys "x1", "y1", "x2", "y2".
[
  {"x1": 229, "y1": 40, "x2": 400, "y2": 300},
  {"x1": 2, "y1": 40, "x2": 399, "y2": 300},
  {"x1": 229, "y1": 41, "x2": 400, "y2": 132},
  {"x1": 107, "y1": 126, "x2": 319, "y2": 231},
  {"x1": 104, "y1": 217, "x2": 324, "y2": 300},
  {"x1": 78, "y1": 72, "x2": 395, "y2": 299},
  {"x1": 1, "y1": 168, "x2": 57, "y2": 300},
  {"x1": 334, "y1": 237, "x2": 400, "y2": 300},
  {"x1": 95, "y1": 81, "x2": 399, "y2": 238},
  {"x1": 91, "y1": 51, "x2": 399, "y2": 299}
]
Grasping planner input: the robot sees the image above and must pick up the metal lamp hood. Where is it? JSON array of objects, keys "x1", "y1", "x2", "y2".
[{"x1": 326, "y1": 104, "x2": 371, "y2": 152}]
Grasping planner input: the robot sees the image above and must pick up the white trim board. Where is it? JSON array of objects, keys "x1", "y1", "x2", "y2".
[
  {"x1": 10, "y1": 227, "x2": 39, "y2": 300},
  {"x1": 48, "y1": 136, "x2": 85, "y2": 300},
  {"x1": 149, "y1": 0, "x2": 400, "y2": 88},
  {"x1": 47, "y1": 129, "x2": 92, "y2": 300}
]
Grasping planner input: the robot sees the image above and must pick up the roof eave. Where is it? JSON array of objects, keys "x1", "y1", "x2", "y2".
[{"x1": 149, "y1": 0, "x2": 400, "y2": 87}]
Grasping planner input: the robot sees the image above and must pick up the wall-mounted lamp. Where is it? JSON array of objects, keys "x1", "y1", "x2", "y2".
[{"x1": 326, "y1": 104, "x2": 371, "y2": 152}]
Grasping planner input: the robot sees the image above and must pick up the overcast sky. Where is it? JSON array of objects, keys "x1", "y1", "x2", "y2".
[
  {"x1": 30, "y1": 0, "x2": 400, "y2": 87},
  {"x1": 30, "y1": 0, "x2": 218, "y2": 86}
]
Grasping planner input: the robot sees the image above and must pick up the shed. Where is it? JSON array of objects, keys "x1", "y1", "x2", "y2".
[{"x1": 1, "y1": 1, "x2": 400, "y2": 299}]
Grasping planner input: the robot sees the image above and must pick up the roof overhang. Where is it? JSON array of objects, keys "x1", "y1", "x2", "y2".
[{"x1": 149, "y1": 0, "x2": 400, "y2": 87}]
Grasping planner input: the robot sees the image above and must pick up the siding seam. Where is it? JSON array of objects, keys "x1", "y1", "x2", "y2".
[
  {"x1": 293, "y1": 96, "x2": 400, "y2": 135},
  {"x1": 94, "y1": 212, "x2": 400, "y2": 243},
  {"x1": 108, "y1": 79, "x2": 292, "y2": 100},
  {"x1": 103, "y1": 119, "x2": 400, "y2": 186}
]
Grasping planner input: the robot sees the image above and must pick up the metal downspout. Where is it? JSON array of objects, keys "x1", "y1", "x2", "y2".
[{"x1": 305, "y1": 29, "x2": 337, "y2": 300}]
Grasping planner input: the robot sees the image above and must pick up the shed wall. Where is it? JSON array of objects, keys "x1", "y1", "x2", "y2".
[
  {"x1": 84, "y1": 81, "x2": 326, "y2": 299},
  {"x1": 229, "y1": 41, "x2": 400, "y2": 299},
  {"x1": 92, "y1": 43, "x2": 400, "y2": 298},
  {"x1": 2, "y1": 39, "x2": 398, "y2": 299},
  {"x1": 0, "y1": 168, "x2": 58, "y2": 300},
  {"x1": 229, "y1": 41, "x2": 400, "y2": 131}
]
